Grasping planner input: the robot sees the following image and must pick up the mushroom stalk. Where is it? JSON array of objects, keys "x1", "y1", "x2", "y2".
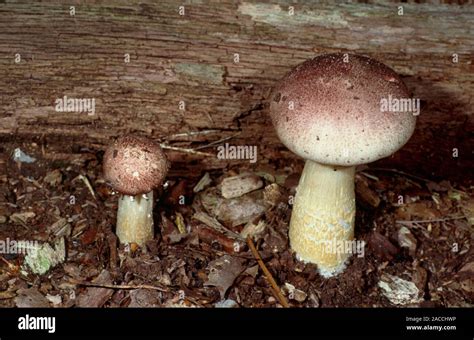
[
  {"x1": 116, "y1": 191, "x2": 154, "y2": 247},
  {"x1": 289, "y1": 160, "x2": 355, "y2": 277}
]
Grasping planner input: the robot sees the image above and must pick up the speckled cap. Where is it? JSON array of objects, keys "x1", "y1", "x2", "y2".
[
  {"x1": 270, "y1": 53, "x2": 416, "y2": 166},
  {"x1": 103, "y1": 135, "x2": 169, "y2": 196}
]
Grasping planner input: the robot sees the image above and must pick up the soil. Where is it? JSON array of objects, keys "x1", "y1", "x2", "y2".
[{"x1": 0, "y1": 140, "x2": 472, "y2": 308}]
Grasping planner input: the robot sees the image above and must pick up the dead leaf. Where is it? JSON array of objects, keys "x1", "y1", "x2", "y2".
[
  {"x1": 205, "y1": 255, "x2": 245, "y2": 299},
  {"x1": 14, "y1": 288, "x2": 50, "y2": 308},
  {"x1": 215, "y1": 299, "x2": 239, "y2": 308},
  {"x1": 221, "y1": 173, "x2": 263, "y2": 199},
  {"x1": 76, "y1": 270, "x2": 113, "y2": 307},
  {"x1": 356, "y1": 176, "x2": 380, "y2": 208},
  {"x1": 240, "y1": 219, "x2": 266, "y2": 240},
  {"x1": 215, "y1": 192, "x2": 267, "y2": 227}
]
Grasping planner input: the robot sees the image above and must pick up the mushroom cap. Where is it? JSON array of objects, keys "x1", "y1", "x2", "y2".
[
  {"x1": 270, "y1": 53, "x2": 417, "y2": 166},
  {"x1": 103, "y1": 135, "x2": 169, "y2": 196}
]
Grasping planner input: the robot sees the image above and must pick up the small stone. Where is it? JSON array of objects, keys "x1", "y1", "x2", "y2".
[
  {"x1": 356, "y1": 177, "x2": 380, "y2": 208},
  {"x1": 14, "y1": 288, "x2": 49, "y2": 308},
  {"x1": 244, "y1": 265, "x2": 259, "y2": 278}
]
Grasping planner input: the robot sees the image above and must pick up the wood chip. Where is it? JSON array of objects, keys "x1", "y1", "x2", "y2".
[
  {"x1": 356, "y1": 176, "x2": 380, "y2": 208},
  {"x1": 193, "y1": 172, "x2": 212, "y2": 193},
  {"x1": 221, "y1": 173, "x2": 263, "y2": 199},
  {"x1": 378, "y1": 274, "x2": 421, "y2": 305}
]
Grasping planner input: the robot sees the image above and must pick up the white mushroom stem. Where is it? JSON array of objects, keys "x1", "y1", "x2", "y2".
[
  {"x1": 116, "y1": 191, "x2": 154, "y2": 247},
  {"x1": 289, "y1": 160, "x2": 356, "y2": 277}
]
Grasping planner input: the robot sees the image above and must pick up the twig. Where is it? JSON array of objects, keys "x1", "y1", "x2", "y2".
[
  {"x1": 68, "y1": 279, "x2": 168, "y2": 292},
  {"x1": 193, "y1": 211, "x2": 243, "y2": 240},
  {"x1": 164, "y1": 130, "x2": 223, "y2": 140},
  {"x1": 396, "y1": 216, "x2": 466, "y2": 225},
  {"x1": 359, "y1": 171, "x2": 379, "y2": 181},
  {"x1": 246, "y1": 236, "x2": 289, "y2": 308},
  {"x1": 160, "y1": 144, "x2": 214, "y2": 157}
]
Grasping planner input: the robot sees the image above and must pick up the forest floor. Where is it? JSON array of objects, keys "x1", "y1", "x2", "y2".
[{"x1": 0, "y1": 140, "x2": 472, "y2": 308}]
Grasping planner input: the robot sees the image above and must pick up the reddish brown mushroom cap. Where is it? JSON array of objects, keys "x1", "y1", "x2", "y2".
[
  {"x1": 270, "y1": 53, "x2": 416, "y2": 166},
  {"x1": 103, "y1": 135, "x2": 169, "y2": 196}
]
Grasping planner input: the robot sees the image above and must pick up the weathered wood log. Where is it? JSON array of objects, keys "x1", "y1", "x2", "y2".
[{"x1": 0, "y1": 1, "x2": 472, "y2": 180}]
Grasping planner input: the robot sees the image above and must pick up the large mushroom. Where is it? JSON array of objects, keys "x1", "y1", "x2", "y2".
[
  {"x1": 103, "y1": 135, "x2": 169, "y2": 247},
  {"x1": 270, "y1": 53, "x2": 416, "y2": 277}
]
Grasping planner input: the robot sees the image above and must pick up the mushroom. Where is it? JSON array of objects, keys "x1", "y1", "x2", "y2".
[
  {"x1": 270, "y1": 53, "x2": 416, "y2": 277},
  {"x1": 103, "y1": 135, "x2": 169, "y2": 247}
]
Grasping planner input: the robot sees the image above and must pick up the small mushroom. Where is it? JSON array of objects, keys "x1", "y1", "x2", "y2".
[
  {"x1": 270, "y1": 53, "x2": 416, "y2": 277},
  {"x1": 103, "y1": 135, "x2": 169, "y2": 247}
]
